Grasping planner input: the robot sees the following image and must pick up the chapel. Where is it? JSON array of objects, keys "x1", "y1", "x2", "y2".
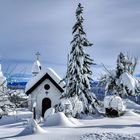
[{"x1": 25, "y1": 53, "x2": 64, "y2": 117}]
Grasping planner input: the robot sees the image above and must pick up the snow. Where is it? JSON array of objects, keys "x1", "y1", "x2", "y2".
[
  {"x1": 0, "y1": 101, "x2": 140, "y2": 140},
  {"x1": 68, "y1": 117, "x2": 82, "y2": 126},
  {"x1": 81, "y1": 132, "x2": 139, "y2": 140},
  {"x1": 120, "y1": 72, "x2": 139, "y2": 95},
  {"x1": 124, "y1": 110, "x2": 139, "y2": 117},
  {"x1": 44, "y1": 110, "x2": 82, "y2": 127},
  {"x1": 126, "y1": 99, "x2": 140, "y2": 109},
  {"x1": 61, "y1": 97, "x2": 84, "y2": 117},
  {"x1": 125, "y1": 99, "x2": 140, "y2": 113},
  {"x1": 25, "y1": 68, "x2": 65, "y2": 93},
  {"x1": 104, "y1": 95, "x2": 126, "y2": 112},
  {"x1": 17, "y1": 119, "x2": 47, "y2": 137},
  {"x1": 44, "y1": 112, "x2": 76, "y2": 127},
  {"x1": 44, "y1": 108, "x2": 55, "y2": 120}
]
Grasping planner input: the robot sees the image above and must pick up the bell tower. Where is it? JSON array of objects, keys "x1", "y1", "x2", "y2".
[{"x1": 31, "y1": 52, "x2": 41, "y2": 77}]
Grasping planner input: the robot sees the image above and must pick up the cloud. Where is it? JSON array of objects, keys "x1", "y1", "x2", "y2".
[{"x1": 0, "y1": 0, "x2": 140, "y2": 78}]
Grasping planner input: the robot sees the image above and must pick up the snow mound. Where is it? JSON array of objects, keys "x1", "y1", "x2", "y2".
[
  {"x1": 125, "y1": 99, "x2": 140, "y2": 110},
  {"x1": 68, "y1": 117, "x2": 82, "y2": 126},
  {"x1": 44, "y1": 108, "x2": 55, "y2": 120},
  {"x1": 104, "y1": 95, "x2": 126, "y2": 111},
  {"x1": 18, "y1": 119, "x2": 46, "y2": 136},
  {"x1": 44, "y1": 112, "x2": 76, "y2": 127},
  {"x1": 81, "y1": 132, "x2": 140, "y2": 140},
  {"x1": 124, "y1": 110, "x2": 140, "y2": 117}
]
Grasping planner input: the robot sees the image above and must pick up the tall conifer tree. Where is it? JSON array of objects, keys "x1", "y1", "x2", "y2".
[{"x1": 62, "y1": 3, "x2": 97, "y2": 114}]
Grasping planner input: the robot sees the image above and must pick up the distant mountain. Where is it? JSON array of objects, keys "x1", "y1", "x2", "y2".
[{"x1": 6, "y1": 73, "x2": 31, "y2": 82}]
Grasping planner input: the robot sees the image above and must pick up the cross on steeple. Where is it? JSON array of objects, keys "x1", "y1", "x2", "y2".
[{"x1": 35, "y1": 51, "x2": 40, "y2": 60}]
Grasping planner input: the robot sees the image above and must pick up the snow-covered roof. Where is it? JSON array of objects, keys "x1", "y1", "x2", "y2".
[{"x1": 25, "y1": 68, "x2": 65, "y2": 95}]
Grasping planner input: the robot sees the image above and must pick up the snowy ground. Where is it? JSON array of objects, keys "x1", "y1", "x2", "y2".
[{"x1": 0, "y1": 100, "x2": 140, "y2": 140}]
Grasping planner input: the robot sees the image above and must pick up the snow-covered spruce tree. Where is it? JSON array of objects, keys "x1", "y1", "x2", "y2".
[
  {"x1": 116, "y1": 52, "x2": 137, "y2": 77},
  {"x1": 100, "y1": 52, "x2": 140, "y2": 98},
  {"x1": 60, "y1": 3, "x2": 99, "y2": 117}
]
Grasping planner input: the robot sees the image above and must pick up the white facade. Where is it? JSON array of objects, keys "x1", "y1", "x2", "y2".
[{"x1": 26, "y1": 68, "x2": 64, "y2": 118}]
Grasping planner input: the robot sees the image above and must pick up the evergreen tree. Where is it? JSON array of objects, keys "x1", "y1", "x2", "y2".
[
  {"x1": 100, "y1": 52, "x2": 140, "y2": 97},
  {"x1": 61, "y1": 3, "x2": 98, "y2": 116},
  {"x1": 116, "y1": 52, "x2": 137, "y2": 78},
  {"x1": 0, "y1": 82, "x2": 15, "y2": 119}
]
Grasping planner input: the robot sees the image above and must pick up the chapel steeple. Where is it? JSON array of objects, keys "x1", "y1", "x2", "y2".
[{"x1": 31, "y1": 52, "x2": 41, "y2": 77}]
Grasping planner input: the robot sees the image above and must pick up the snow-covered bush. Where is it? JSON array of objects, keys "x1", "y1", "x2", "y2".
[
  {"x1": 104, "y1": 95, "x2": 126, "y2": 117},
  {"x1": 44, "y1": 112, "x2": 76, "y2": 127},
  {"x1": 61, "y1": 99, "x2": 73, "y2": 117},
  {"x1": 73, "y1": 99, "x2": 83, "y2": 117},
  {"x1": 70, "y1": 96, "x2": 84, "y2": 118},
  {"x1": 60, "y1": 94, "x2": 101, "y2": 118},
  {"x1": 60, "y1": 96, "x2": 84, "y2": 118}
]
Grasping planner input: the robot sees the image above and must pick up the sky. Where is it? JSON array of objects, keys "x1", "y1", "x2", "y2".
[{"x1": 0, "y1": 0, "x2": 140, "y2": 79}]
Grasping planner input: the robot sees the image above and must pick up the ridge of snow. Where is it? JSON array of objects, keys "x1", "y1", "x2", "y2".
[
  {"x1": 124, "y1": 110, "x2": 140, "y2": 117},
  {"x1": 17, "y1": 119, "x2": 47, "y2": 136},
  {"x1": 44, "y1": 108, "x2": 55, "y2": 120},
  {"x1": 44, "y1": 112, "x2": 76, "y2": 127},
  {"x1": 68, "y1": 117, "x2": 82, "y2": 126}
]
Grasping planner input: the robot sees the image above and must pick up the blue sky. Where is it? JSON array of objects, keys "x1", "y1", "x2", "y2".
[{"x1": 0, "y1": 0, "x2": 140, "y2": 79}]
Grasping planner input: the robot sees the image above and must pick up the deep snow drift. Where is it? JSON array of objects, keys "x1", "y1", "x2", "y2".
[
  {"x1": 44, "y1": 112, "x2": 82, "y2": 127},
  {"x1": 17, "y1": 119, "x2": 47, "y2": 136}
]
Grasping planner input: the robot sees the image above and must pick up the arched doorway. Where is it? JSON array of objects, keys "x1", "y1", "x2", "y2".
[{"x1": 42, "y1": 98, "x2": 51, "y2": 117}]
